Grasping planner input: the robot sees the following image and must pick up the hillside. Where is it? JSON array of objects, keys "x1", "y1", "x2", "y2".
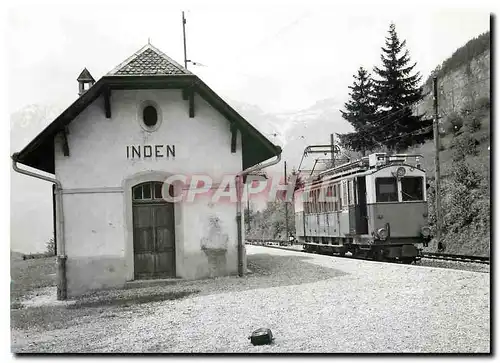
[{"x1": 409, "y1": 31, "x2": 490, "y2": 256}]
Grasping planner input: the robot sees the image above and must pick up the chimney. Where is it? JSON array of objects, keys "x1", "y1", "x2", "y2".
[{"x1": 77, "y1": 68, "x2": 95, "y2": 96}]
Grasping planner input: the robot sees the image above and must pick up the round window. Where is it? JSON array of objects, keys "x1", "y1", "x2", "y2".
[
  {"x1": 138, "y1": 101, "x2": 162, "y2": 132},
  {"x1": 143, "y1": 105, "x2": 158, "y2": 127}
]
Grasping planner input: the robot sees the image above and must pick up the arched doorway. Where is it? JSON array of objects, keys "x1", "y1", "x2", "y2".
[{"x1": 132, "y1": 181, "x2": 175, "y2": 279}]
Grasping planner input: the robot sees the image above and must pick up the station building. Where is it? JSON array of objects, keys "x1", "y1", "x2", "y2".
[{"x1": 13, "y1": 44, "x2": 281, "y2": 298}]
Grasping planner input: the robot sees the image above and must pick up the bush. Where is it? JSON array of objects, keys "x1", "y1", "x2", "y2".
[
  {"x1": 45, "y1": 237, "x2": 55, "y2": 256},
  {"x1": 440, "y1": 160, "x2": 488, "y2": 248},
  {"x1": 445, "y1": 112, "x2": 464, "y2": 134},
  {"x1": 465, "y1": 114, "x2": 482, "y2": 133},
  {"x1": 475, "y1": 96, "x2": 490, "y2": 110},
  {"x1": 451, "y1": 132, "x2": 479, "y2": 161},
  {"x1": 460, "y1": 100, "x2": 475, "y2": 117}
]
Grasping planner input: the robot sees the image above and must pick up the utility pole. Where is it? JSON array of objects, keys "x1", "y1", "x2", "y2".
[
  {"x1": 433, "y1": 76, "x2": 441, "y2": 245},
  {"x1": 182, "y1": 11, "x2": 188, "y2": 69},
  {"x1": 330, "y1": 133, "x2": 335, "y2": 168},
  {"x1": 284, "y1": 161, "x2": 289, "y2": 243}
]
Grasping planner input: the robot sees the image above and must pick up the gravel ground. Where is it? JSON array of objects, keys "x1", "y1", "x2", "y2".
[
  {"x1": 416, "y1": 258, "x2": 490, "y2": 273},
  {"x1": 256, "y1": 243, "x2": 490, "y2": 273},
  {"x1": 11, "y1": 246, "x2": 490, "y2": 353}
]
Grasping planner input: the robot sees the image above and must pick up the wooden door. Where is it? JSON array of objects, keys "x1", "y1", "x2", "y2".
[{"x1": 133, "y1": 182, "x2": 175, "y2": 279}]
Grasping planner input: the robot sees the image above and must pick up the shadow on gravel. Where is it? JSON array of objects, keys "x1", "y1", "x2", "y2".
[
  {"x1": 67, "y1": 290, "x2": 200, "y2": 309},
  {"x1": 60, "y1": 253, "x2": 348, "y2": 306},
  {"x1": 187, "y1": 253, "x2": 348, "y2": 298},
  {"x1": 11, "y1": 253, "x2": 346, "y2": 338}
]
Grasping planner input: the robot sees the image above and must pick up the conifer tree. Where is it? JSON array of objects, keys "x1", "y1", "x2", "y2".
[
  {"x1": 372, "y1": 23, "x2": 433, "y2": 151},
  {"x1": 338, "y1": 67, "x2": 377, "y2": 156}
]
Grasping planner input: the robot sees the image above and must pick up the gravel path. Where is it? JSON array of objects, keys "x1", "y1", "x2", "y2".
[{"x1": 11, "y1": 246, "x2": 490, "y2": 353}]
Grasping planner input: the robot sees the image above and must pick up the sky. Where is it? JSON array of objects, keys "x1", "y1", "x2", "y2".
[{"x1": 6, "y1": 2, "x2": 491, "y2": 115}]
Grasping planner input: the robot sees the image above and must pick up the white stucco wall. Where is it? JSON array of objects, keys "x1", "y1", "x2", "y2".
[{"x1": 54, "y1": 89, "x2": 246, "y2": 296}]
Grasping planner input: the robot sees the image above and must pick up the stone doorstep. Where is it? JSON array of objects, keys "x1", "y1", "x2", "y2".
[
  {"x1": 124, "y1": 278, "x2": 184, "y2": 290},
  {"x1": 125, "y1": 269, "x2": 254, "y2": 289}
]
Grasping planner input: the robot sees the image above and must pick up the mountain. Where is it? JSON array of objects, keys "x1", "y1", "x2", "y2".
[{"x1": 229, "y1": 97, "x2": 352, "y2": 173}]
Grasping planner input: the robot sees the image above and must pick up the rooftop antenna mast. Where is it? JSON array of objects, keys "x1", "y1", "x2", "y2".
[{"x1": 182, "y1": 11, "x2": 188, "y2": 69}]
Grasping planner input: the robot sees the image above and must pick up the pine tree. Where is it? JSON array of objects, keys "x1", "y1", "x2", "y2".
[
  {"x1": 372, "y1": 23, "x2": 433, "y2": 151},
  {"x1": 338, "y1": 67, "x2": 377, "y2": 156}
]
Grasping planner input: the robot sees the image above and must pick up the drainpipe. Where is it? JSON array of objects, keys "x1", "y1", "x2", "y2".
[
  {"x1": 235, "y1": 151, "x2": 282, "y2": 277},
  {"x1": 11, "y1": 153, "x2": 67, "y2": 300}
]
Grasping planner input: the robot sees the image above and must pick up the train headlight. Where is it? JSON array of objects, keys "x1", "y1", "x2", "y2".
[
  {"x1": 377, "y1": 228, "x2": 388, "y2": 240},
  {"x1": 396, "y1": 167, "x2": 406, "y2": 177},
  {"x1": 421, "y1": 226, "x2": 431, "y2": 238}
]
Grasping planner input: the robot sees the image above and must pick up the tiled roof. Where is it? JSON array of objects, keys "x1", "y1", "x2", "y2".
[
  {"x1": 107, "y1": 44, "x2": 192, "y2": 76},
  {"x1": 77, "y1": 68, "x2": 95, "y2": 82}
]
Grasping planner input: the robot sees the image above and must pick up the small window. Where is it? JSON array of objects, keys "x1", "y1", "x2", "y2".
[
  {"x1": 401, "y1": 177, "x2": 424, "y2": 201},
  {"x1": 327, "y1": 186, "x2": 333, "y2": 212},
  {"x1": 332, "y1": 185, "x2": 337, "y2": 211},
  {"x1": 342, "y1": 181, "x2": 348, "y2": 208},
  {"x1": 154, "y1": 182, "x2": 163, "y2": 199},
  {"x1": 304, "y1": 191, "x2": 310, "y2": 213},
  {"x1": 133, "y1": 185, "x2": 143, "y2": 200},
  {"x1": 376, "y1": 177, "x2": 398, "y2": 202},
  {"x1": 133, "y1": 182, "x2": 165, "y2": 201},
  {"x1": 347, "y1": 181, "x2": 353, "y2": 206},
  {"x1": 338, "y1": 184, "x2": 343, "y2": 210},
  {"x1": 143, "y1": 183, "x2": 152, "y2": 199},
  {"x1": 143, "y1": 105, "x2": 158, "y2": 127}
]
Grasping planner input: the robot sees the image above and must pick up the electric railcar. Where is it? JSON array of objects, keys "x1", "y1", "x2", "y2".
[{"x1": 294, "y1": 153, "x2": 432, "y2": 263}]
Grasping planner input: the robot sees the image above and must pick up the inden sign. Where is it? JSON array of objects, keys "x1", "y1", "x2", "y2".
[{"x1": 126, "y1": 144, "x2": 176, "y2": 159}]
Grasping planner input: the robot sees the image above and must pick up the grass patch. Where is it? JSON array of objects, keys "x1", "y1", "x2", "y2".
[
  {"x1": 10, "y1": 255, "x2": 56, "y2": 302},
  {"x1": 11, "y1": 301, "x2": 24, "y2": 310}
]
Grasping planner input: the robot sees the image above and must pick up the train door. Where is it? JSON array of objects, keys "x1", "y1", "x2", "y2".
[
  {"x1": 355, "y1": 176, "x2": 368, "y2": 234},
  {"x1": 348, "y1": 179, "x2": 356, "y2": 234}
]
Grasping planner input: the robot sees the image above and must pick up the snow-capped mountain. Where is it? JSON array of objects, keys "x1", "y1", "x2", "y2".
[{"x1": 229, "y1": 97, "x2": 352, "y2": 172}]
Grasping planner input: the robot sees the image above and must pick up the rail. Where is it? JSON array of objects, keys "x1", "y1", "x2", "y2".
[
  {"x1": 246, "y1": 239, "x2": 490, "y2": 265},
  {"x1": 421, "y1": 252, "x2": 490, "y2": 264}
]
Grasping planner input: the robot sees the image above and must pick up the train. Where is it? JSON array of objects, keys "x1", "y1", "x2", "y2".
[{"x1": 293, "y1": 152, "x2": 432, "y2": 263}]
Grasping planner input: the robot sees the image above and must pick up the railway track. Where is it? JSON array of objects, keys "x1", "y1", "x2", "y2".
[
  {"x1": 246, "y1": 239, "x2": 490, "y2": 265},
  {"x1": 421, "y1": 252, "x2": 489, "y2": 264}
]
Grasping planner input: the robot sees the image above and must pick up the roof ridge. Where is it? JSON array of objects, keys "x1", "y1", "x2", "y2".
[{"x1": 106, "y1": 43, "x2": 193, "y2": 76}]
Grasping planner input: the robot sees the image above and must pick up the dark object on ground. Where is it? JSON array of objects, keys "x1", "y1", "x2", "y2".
[{"x1": 249, "y1": 328, "x2": 274, "y2": 346}]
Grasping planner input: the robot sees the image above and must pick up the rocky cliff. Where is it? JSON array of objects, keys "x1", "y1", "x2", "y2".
[{"x1": 416, "y1": 32, "x2": 490, "y2": 120}]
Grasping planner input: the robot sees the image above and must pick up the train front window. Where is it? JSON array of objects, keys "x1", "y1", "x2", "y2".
[
  {"x1": 401, "y1": 177, "x2": 424, "y2": 201},
  {"x1": 375, "y1": 177, "x2": 398, "y2": 202}
]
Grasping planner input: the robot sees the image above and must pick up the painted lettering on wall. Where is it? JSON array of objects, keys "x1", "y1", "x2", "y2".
[{"x1": 126, "y1": 145, "x2": 176, "y2": 159}]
